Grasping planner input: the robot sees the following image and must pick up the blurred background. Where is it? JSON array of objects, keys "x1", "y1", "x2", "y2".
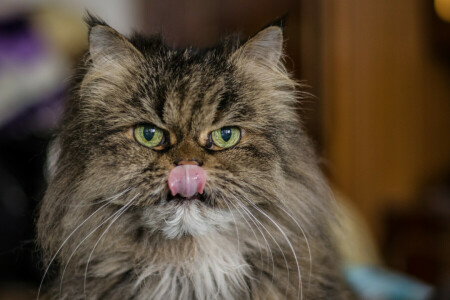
[{"x1": 0, "y1": 0, "x2": 449, "y2": 299}]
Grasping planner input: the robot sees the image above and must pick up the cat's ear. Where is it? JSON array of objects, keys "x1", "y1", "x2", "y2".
[
  {"x1": 232, "y1": 19, "x2": 285, "y2": 68},
  {"x1": 85, "y1": 13, "x2": 144, "y2": 71}
]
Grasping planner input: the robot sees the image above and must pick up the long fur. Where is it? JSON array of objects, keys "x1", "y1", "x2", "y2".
[{"x1": 37, "y1": 16, "x2": 353, "y2": 299}]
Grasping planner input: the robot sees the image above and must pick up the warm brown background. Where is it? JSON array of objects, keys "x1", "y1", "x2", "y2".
[{"x1": 321, "y1": 0, "x2": 450, "y2": 238}]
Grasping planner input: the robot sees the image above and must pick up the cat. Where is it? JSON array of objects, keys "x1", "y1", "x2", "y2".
[{"x1": 37, "y1": 14, "x2": 353, "y2": 300}]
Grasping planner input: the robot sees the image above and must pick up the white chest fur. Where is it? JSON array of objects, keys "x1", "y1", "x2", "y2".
[{"x1": 134, "y1": 235, "x2": 250, "y2": 300}]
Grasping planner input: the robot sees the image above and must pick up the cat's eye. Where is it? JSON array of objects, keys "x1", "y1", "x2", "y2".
[
  {"x1": 210, "y1": 126, "x2": 241, "y2": 149},
  {"x1": 134, "y1": 124, "x2": 165, "y2": 149}
]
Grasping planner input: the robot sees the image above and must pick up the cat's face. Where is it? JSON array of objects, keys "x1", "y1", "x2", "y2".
[{"x1": 52, "y1": 21, "x2": 300, "y2": 240}]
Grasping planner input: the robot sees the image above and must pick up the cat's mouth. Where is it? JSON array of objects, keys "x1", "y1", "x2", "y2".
[{"x1": 166, "y1": 192, "x2": 206, "y2": 204}]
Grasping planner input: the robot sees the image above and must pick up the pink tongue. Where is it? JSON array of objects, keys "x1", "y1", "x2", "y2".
[{"x1": 168, "y1": 165, "x2": 206, "y2": 198}]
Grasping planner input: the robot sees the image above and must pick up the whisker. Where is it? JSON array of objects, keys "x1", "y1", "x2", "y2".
[
  {"x1": 222, "y1": 195, "x2": 265, "y2": 281},
  {"x1": 83, "y1": 193, "x2": 139, "y2": 299},
  {"x1": 229, "y1": 196, "x2": 275, "y2": 292},
  {"x1": 37, "y1": 188, "x2": 130, "y2": 300},
  {"x1": 220, "y1": 195, "x2": 241, "y2": 254},
  {"x1": 58, "y1": 192, "x2": 133, "y2": 295},
  {"x1": 61, "y1": 196, "x2": 122, "y2": 208},
  {"x1": 278, "y1": 206, "x2": 312, "y2": 290},
  {"x1": 243, "y1": 198, "x2": 303, "y2": 300},
  {"x1": 231, "y1": 194, "x2": 288, "y2": 300}
]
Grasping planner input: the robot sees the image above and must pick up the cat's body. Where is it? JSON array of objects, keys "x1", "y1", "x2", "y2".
[{"x1": 37, "y1": 16, "x2": 352, "y2": 299}]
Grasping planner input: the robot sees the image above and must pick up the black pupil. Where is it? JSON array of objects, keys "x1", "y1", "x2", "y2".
[
  {"x1": 221, "y1": 127, "x2": 232, "y2": 142},
  {"x1": 143, "y1": 126, "x2": 156, "y2": 141}
]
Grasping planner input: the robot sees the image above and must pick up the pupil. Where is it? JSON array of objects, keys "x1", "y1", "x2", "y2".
[
  {"x1": 221, "y1": 127, "x2": 232, "y2": 141},
  {"x1": 143, "y1": 126, "x2": 155, "y2": 141}
]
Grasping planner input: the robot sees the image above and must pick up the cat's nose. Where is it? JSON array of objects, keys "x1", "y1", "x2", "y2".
[
  {"x1": 174, "y1": 158, "x2": 203, "y2": 166},
  {"x1": 168, "y1": 165, "x2": 206, "y2": 198}
]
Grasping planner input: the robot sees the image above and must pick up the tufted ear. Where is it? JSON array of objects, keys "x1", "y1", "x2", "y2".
[
  {"x1": 232, "y1": 20, "x2": 284, "y2": 68},
  {"x1": 85, "y1": 13, "x2": 144, "y2": 71}
]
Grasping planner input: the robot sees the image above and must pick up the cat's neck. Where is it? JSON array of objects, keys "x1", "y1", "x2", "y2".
[{"x1": 130, "y1": 233, "x2": 251, "y2": 299}]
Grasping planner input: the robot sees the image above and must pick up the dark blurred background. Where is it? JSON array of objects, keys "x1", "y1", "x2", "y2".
[{"x1": 0, "y1": 0, "x2": 449, "y2": 299}]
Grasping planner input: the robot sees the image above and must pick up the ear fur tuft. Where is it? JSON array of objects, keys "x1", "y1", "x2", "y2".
[
  {"x1": 259, "y1": 15, "x2": 287, "y2": 32},
  {"x1": 84, "y1": 11, "x2": 109, "y2": 34}
]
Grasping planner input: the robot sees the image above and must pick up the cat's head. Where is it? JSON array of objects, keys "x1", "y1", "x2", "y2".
[{"x1": 46, "y1": 15, "x2": 314, "y2": 241}]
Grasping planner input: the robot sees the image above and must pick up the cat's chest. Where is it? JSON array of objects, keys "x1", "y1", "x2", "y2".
[{"x1": 134, "y1": 236, "x2": 251, "y2": 300}]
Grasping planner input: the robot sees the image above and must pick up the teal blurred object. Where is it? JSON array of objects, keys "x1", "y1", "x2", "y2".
[{"x1": 345, "y1": 265, "x2": 434, "y2": 300}]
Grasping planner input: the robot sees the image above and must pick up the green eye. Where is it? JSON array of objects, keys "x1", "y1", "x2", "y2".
[
  {"x1": 211, "y1": 126, "x2": 241, "y2": 149},
  {"x1": 134, "y1": 124, "x2": 164, "y2": 148}
]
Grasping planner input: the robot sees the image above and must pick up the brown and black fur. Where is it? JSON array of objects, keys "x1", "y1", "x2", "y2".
[{"x1": 37, "y1": 15, "x2": 352, "y2": 299}]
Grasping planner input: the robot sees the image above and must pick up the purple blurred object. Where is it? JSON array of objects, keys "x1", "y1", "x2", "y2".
[
  {"x1": 0, "y1": 14, "x2": 44, "y2": 66},
  {"x1": 0, "y1": 13, "x2": 69, "y2": 136}
]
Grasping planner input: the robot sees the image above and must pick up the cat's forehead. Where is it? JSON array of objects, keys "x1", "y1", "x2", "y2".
[
  {"x1": 137, "y1": 48, "x2": 246, "y2": 133},
  {"x1": 147, "y1": 47, "x2": 232, "y2": 87}
]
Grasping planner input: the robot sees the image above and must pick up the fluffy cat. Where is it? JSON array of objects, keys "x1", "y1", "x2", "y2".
[{"x1": 37, "y1": 15, "x2": 352, "y2": 299}]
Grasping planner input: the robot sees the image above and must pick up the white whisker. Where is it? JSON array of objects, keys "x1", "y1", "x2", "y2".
[
  {"x1": 222, "y1": 195, "x2": 265, "y2": 281},
  {"x1": 37, "y1": 188, "x2": 130, "y2": 300},
  {"x1": 220, "y1": 195, "x2": 241, "y2": 253},
  {"x1": 83, "y1": 193, "x2": 139, "y2": 299},
  {"x1": 58, "y1": 191, "x2": 133, "y2": 295},
  {"x1": 230, "y1": 196, "x2": 276, "y2": 295},
  {"x1": 244, "y1": 199, "x2": 303, "y2": 300},
  {"x1": 231, "y1": 194, "x2": 289, "y2": 300},
  {"x1": 278, "y1": 205, "x2": 312, "y2": 290}
]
